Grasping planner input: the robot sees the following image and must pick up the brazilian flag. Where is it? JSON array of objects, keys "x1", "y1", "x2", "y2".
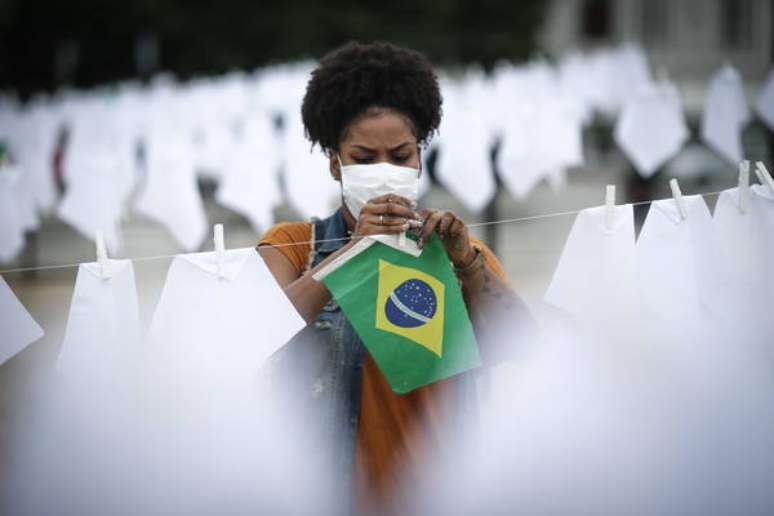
[{"x1": 316, "y1": 234, "x2": 481, "y2": 394}]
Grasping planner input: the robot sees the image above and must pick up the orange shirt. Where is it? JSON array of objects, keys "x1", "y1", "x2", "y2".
[{"x1": 259, "y1": 222, "x2": 510, "y2": 512}]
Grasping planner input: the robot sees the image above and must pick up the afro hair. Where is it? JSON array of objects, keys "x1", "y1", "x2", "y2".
[{"x1": 301, "y1": 41, "x2": 442, "y2": 154}]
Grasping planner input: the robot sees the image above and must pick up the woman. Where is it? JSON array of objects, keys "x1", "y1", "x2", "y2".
[{"x1": 259, "y1": 41, "x2": 527, "y2": 514}]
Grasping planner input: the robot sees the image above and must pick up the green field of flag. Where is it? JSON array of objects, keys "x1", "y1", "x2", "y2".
[{"x1": 317, "y1": 235, "x2": 481, "y2": 394}]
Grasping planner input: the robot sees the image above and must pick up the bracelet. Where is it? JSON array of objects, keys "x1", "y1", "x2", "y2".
[{"x1": 453, "y1": 245, "x2": 485, "y2": 276}]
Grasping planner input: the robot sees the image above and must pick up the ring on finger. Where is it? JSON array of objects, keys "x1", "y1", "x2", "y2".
[{"x1": 379, "y1": 214, "x2": 384, "y2": 225}]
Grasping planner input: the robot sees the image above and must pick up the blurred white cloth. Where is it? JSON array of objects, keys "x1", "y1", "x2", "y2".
[
  {"x1": 755, "y1": 68, "x2": 774, "y2": 131},
  {"x1": 147, "y1": 248, "x2": 305, "y2": 396},
  {"x1": 12, "y1": 106, "x2": 59, "y2": 213},
  {"x1": 136, "y1": 128, "x2": 207, "y2": 251},
  {"x1": 497, "y1": 99, "x2": 583, "y2": 199},
  {"x1": 434, "y1": 78, "x2": 496, "y2": 213},
  {"x1": 58, "y1": 156, "x2": 127, "y2": 253},
  {"x1": 282, "y1": 111, "x2": 339, "y2": 219},
  {"x1": 0, "y1": 165, "x2": 34, "y2": 262},
  {"x1": 701, "y1": 66, "x2": 750, "y2": 164},
  {"x1": 544, "y1": 204, "x2": 637, "y2": 326},
  {"x1": 216, "y1": 114, "x2": 282, "y2": 233},
  {"x1": 614, "y1": 81, "x2": 689, "y2": 177},
  {"x1": 0, "y1": 274, "x2": 44, "y2": 365},
  {"x1": 56, "y1": 259, "x2": 141, "y2": 382}
]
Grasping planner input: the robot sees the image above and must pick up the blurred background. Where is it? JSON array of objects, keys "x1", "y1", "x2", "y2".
[{"x1": 1, "y1": 2, "x2": 773, "y2": 508}]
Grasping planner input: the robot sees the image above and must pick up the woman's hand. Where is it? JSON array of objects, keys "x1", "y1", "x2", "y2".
[
  {"x1": 352, "y1": 194, "x2": 423, "y2": 238},
  {"x1": 417, "y1": 208, "x2": 476, "y2": 268}
]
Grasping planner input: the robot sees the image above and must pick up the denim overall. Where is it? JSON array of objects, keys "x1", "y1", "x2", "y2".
[{"x1": 270, "y1": 208, "x2": 479, "y2": 513}]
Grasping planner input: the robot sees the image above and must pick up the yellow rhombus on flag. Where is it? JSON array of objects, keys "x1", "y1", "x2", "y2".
[{"x1": 315, "y1": 234, "x2": 481, "y2": 394}]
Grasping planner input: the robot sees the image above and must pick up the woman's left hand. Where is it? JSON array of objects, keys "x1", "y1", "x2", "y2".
[{"x1": 417, "y1": 208, "x2": 476, "y2": 268}]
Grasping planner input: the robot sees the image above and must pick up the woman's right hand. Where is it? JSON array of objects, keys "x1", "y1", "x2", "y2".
[{"x1": 352, "y1": 194, "x2": 423, "y2": 238}]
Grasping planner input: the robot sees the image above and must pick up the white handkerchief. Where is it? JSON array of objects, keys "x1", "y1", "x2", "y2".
[
  {"x1": 216, "y1": 115, "x2": 282, "y2": 233},
  {"x1": 750, "y1": 184, "x2": 774, "y2": 338},
  {"x1": 136, "y1": 131, "x2": 207, "y2": 251},
  {"x1": 0, "y1": 169, "x2": 26, "y2": 263},
  {"x1": 282, "y1": 112, "x2": 340, "y2": 219},
  {"x1": 498, "y1": 100, "x2": 583, "y2": 200},
  {"x1": 614, "y1": 81, "x2": 689, "y2": 177},
  {"x1": 701, "y1": 66, "x2": 750, "y2": 164},
  {"x1": 636, "y1": 195, "x2": 717, "y2": 326},
  {"x1": 0, "y1": 275, "x2": 44, "y2": 365},
  {"x1": 544, "y1": 204, "x2": 637, "y2": 324},
  {"x1": 755, "y1": 69, "x2": 774, "y2": 132},
  {"x1": 58, "y1": 160, "x2": 125, "y2": 253},
  {"x1": 179, "y1": 247, "x2": 256, "y2": 282},
  {"x1": 710, "y1": 188, "x2": 761, "y2": 313},
  {"x1": 57, "y1": 259, "x2": 141, "y2": 381},
  {"x1": 434, "y1": 83, "x2": 496, "y2": 213},
  {"x1": 148, "y1": 248, "x2": 305, "y2": 392}
]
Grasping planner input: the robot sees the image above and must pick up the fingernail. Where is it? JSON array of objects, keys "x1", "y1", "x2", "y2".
[
  {"x1": 409, "y1": 219, "x2": 422, "y2": 228},
  {"x1": 402, "y1": 223, "x2": 410, "y2": 230}
]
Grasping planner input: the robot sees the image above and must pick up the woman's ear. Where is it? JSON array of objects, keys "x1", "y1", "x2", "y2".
[{"x1": 329, "y1": 151, "x2": 341, "y2": 181}]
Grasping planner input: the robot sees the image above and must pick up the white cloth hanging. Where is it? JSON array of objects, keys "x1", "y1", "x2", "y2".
[
  {"x1": 216, "y1": 113, "x2": 282, "y2": 233},
  {"x1": 56, "y1": 259, "x2": 141, "y2": 382},
  {"x1": 0, "y1": 166, "x2": 30, "y2": 262},
  {"x1": 497, "y1": 99, "x2": 583, "y2": 199},
  {"x1": 635, "y1": 195, "x2": 719, "y2": 331},
  {"x1": 147, "y1": 248, "x2": 305, "y2": 397},
  {"x1": 749, "y1": 183, "x2": 774, "y2": 339},
  {"x1": 282, "y1": 110, "x2": 340, "y2": 220},
  {"x1": 755, "y1": 68, "x2": 774, "y2": 131},
  {"x1": 434, "y1": 76, "x2": 496, "y2": 213},
  {"x1": 58, "y1": 155, "x2": 127, "y2": 253},
  {"x1": 0, "y1": 274, "x2": 44, "y2": 365},
  {"x1": 710, "y1": 188, "x2": 767, "y2": 325},
  {"x1": 614, "y1": 81, "x2": 689, "y2": 177},
  {"x1": 12, "y1": 105, "x2": 59, "y2": 213},
  {"x1": 135, "y1": 126, "x2": 207, "y2": 251},
  {"x1": 544, "y1": 203, "x2": 637, "y2": 326},
  {"x1": 701, "y1": 65, "x2": 750, "y2": 164}
]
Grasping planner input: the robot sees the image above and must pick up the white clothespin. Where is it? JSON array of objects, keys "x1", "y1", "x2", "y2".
[
  {"x1": 95, "y1": 231, "x2": 110, "y2": 280},
  {"x1": 604, "y1": 184, "x2": 616, "y2": 230},
  {"x1": 755, "y1": 161, "x2": 774, "y2": 195},
  {"x1": 213, "y1": 224, "x2": 225, "y2": 279},
  {"x1": 669, "y1": 178, "x2": 687, "y2": 221},
  {"x1": 738, "y1": 160, "x2": 750, "y2": 213}
]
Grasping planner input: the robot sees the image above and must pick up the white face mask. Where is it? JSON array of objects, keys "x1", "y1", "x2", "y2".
[{"x1": 338, "y1": 156, "x2": 420, "y2": 219}]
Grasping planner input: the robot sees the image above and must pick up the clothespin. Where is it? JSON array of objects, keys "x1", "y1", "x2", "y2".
[
  {"x1": 755, "y1": 161, "x2": 774, "y2": 196},
  {"x1": 738, "y1": 160, "x2": 750, "y2": 213},
  {"x1": 95, "y1": 231, "x2": 110, "y2": 279},
  {"x1": 213, "y1": 224, "x2": 225, "y2": 279},
  {"x1": 669, "y1": 178, "x2": 687, "y2": 221},
  {"x1": 604, "y1": 184, "x2": 616, "y2": 230}
]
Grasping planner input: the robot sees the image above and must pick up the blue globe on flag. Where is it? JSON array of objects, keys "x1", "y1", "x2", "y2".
[{"x1": 384, "y1": 278, "x2": 437, "y2": 328}]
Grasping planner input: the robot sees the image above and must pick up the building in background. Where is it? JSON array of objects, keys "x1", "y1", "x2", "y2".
[{"x1": 540, "y1": 0, "x2": 772, "y2": 113}]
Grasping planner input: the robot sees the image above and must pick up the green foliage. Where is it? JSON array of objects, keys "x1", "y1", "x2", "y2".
[{"x1": 0, "y1": 0, "x2": 547, "y2": 95}]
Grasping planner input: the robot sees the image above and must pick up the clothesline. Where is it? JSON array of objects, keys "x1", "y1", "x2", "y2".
[{"x1": 0, "y1": 189, "x2": 725, "y2": 275}]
